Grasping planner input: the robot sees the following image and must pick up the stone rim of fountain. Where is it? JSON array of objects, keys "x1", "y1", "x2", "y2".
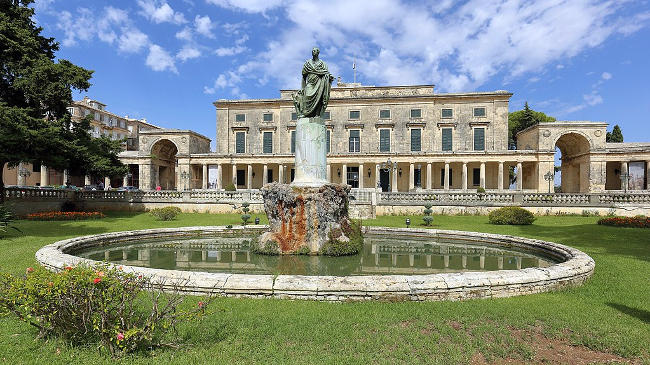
[{"x1": 35, "y1": 226, "x2": 595, "y2": 302}]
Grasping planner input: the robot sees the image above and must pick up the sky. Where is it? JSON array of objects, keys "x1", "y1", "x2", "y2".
[{"x1": 31, "y1": 0, "x2": 650, "y2": 150}]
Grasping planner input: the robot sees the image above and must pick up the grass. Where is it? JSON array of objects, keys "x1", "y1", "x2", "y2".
[{"x1": 0, "y1": 212, "x2": 648, "y2": 364}]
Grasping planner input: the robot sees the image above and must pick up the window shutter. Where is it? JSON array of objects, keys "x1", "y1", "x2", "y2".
[
  {"x1": 442, "y1": 128, "x2": 452, "y2": 151},
  {"x1": 410, "y1": 128, "x2": 421, "y2": 152},
  {"x1": 263, "y1": 132, "x2": 273, "y2": 153},
  {"x1": 379, "y1": 129, "x2": 390, "y2": 152},
  {"x1": 473, "y1": 168, "x2": 480, "y2": 185},
  {"x1": 291, "y1": 131, "x2": 296, "y2": 153},
  {"x1": 326, "y1": 130, "x2": 331, "y2": 153},
  {"x1": 474, "y1": 128, "x2": 485, "y2": 151},
  {"x1": 236, "y1": 132, "x2": 245, "y2": 153}
]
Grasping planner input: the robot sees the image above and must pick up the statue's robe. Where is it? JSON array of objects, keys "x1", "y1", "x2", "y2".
[{"x1": 298, "y1": 59, "x2": 332, "y2": 118}]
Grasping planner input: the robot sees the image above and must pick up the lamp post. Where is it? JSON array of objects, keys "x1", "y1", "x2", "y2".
[
  {"x1": 180, "y1": 171, "x2": 189, "y2": 191},
  {"x1": 379, "y1": 158, "x2": 398, "y2": 192},
  {"x1": 543, "y1": 171, "x2": 554, "y2": 193},
  {"x1": 620, "y1": 172, "x2": 630, "y2": 193},
  {"x1": 18, "y1": 165, "x2": 31, "y2": 186}
]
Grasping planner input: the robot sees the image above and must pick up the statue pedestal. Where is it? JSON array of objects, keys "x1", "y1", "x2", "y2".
[
  {"x1": 258, "y1": 183, "x2": 353, "y2": 254},
  {"x1": 292, "y1": 117, "x2": 328, "y2": 187}
]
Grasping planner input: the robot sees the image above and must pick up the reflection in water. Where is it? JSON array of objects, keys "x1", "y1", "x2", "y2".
[{"x1": 76, "y1": 234, "x2": 557, "y2": 276}]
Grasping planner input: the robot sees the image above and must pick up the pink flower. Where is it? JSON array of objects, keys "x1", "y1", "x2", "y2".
[
  {"x1": 64, "y1": 266, "x2": 73, "y2": 271},
  {"x1": 95, "y1": 271, "x2": 105, "y2": 277},
  {"x1": 93, "y1": 277, "x2": 102, "y2": 284},
  {"x1": 26, "y1": 267, "x2": 34, "y2": 274},
  {"x1": 117, "y1": 332, "x2": 125, "y2": 341},
  {"x1": 198, "y1": 301, "x2": 205, "y2": 309}
]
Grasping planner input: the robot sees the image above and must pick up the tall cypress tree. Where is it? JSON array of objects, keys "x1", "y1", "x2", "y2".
[{"x1": 606, "y1": 125, "x2": 624, "y2": 142}]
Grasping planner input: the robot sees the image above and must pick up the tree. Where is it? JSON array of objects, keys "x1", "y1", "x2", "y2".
[
  {"x1": 606, "y1": 124, "x2": 624, "y2": 143},
  {"x1": 0, "y1": 1, "x2": 125, "y2": 201},
  {"x1": 508, "y1": 102, "x2": 556, "y2": 149}
]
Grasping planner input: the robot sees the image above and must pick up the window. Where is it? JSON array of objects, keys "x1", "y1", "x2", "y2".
[
  {"x1": 33, "y1": 163, "x2": 41, "y2": 173},
  {"x1": 323, "y1": 111, "x2": 331, "y2": 120},
  {"x1": 473, "y1": 127, "x2": 485, "y2": 151},
  {"x1": 473, "y1": 168, "x2": 480, "y2": 186},
  {"x1": 67, "y1": 107, "x2": 74, "y2": 115},
  {"x1": 473, "y1": 107, "x2": 486, "y2": 117},
  {"x1": 290, "y1": 130, "x2": 296, "y2": 153},
  {"x1": 84, "y1": 109, "x2": 90, "y2": 116},
  {"x1": 414, "y1": 168, "x2": 421, "y2": 187},
  {"x1": 379, "y1": 109, "x2": 391, "y2": 119},
  {"x1": 235, "y1": 114, "x2": 246, "y2": 122},
  {"x1": 410, "y1": 108, "x2": 422, "y2": 118},
  {"x1": 263, "y1": 113, "x2": 273, "y2": 122},
  {"x1": 379, "y1": 129, "x2": 390, "y2": 152},
  {"x1": 441, "y1": 108, "x2": 453, "y2": 118},
  {"x1": 347, "y1": 167, "x2": 359, "y2": 188},
  {"x1": 235, "y1": 131, "x2": 246, "y2": 153},
  {"x1": 291, "y1": 112, "x2": 297, "y2": 121},
  {"x1": 410, "y1": 128, "x2": 421, "y2": 152},
  {"x1": 236, "y1": 169, "x2": 245, "y2": 186},
  {"x1": 326, "y1": 129, "x2": 331, "y2": 153},
  {"x1": 266, "y1": 169, "x2": 273, "y2": 183},
  {"x1": 95, "y1": 112, "x2": 100, "y2": 120},
  {"x1": 349, "y1": 110, "x2": 360, "y2": 120},
  {"x1": 349, "y1": 130, "x2": 360, "y2": 152},
  {"x1": 442, "y1": 128, "x2": 453, "y2": 151},
  {"x1": 441, "y1": 168, "x2": 453, "y2": 186},
  {"x1": 263, "y1": 132, "x2": 273, "y2": 153}
]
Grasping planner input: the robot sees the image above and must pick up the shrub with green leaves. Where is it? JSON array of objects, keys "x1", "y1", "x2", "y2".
[
  {"x1": 0, "y1": 265, "x2": 209, "y2": 357},
  {"x1": 224, "y1": 183, "x2": 236, "y2": 191},
  {"x1": 320, "y1": 220, "x2": 364, "y2": 256},
  {"x1": 149, "y1": 206, "x2": 182, "y2": 221},
  {"x1": 476, "y1": 186, "x2": 486, "y2": 194},
  {"x1": 422, "y1": 203, "x2": 433, "y2": 226},
  {"x1": 0, "y1": 204, "x2": 19, "y2": 236},
  {"x1": 240, "y1": 202, "x2": 251, "y2": 226},
  {"x1": 488, "y1": 206, "x2": 536, "y2": 225}
]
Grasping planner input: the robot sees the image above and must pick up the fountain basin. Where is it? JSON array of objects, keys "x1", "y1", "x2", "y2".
[{"x1": 35, "y1": 226, "x2": 594, "y2": 301}]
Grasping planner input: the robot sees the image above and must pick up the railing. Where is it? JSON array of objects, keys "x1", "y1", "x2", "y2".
[{"x1": 3, "y1": 187, "x2": 72, "y2": 200}]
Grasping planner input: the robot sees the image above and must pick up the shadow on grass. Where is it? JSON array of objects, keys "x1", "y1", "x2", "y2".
[{"x1": 606, "y1": 302, "x2": 650, "y2": 324}]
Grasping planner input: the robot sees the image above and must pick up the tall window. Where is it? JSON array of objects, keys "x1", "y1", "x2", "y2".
[
  {"x1": 410, "y1": 108, "x2": 422, "y2": 118},
  {"x1": 441, "y1": 108, "x2": 453, "y2": 118},
  {"x1": 291, "y1": 112, "x2": 297, "y2": 121},
  {"x1": 290, "y1": 130, "x2": 296, "y2": 153},
  {"x1": 441, "y1": 169, "x2": 453, "y2": 186},
  {"x1": 379, "y1": 129, "x2": 390, "y2": 152},
  {"x1": 347, "y1": 167, "x2": 359, "y2": 188},
  {"x1": 326, "y1": 130, "x2": 331, "y2": 153},
  {"x1": 414, "y1": 168, "x2": 421, "y2": 187},
  {"x1": 379, "y1": 109, "x2": 391, "y2": 119},
  {"x1": 473, "y1": 107, "x2": 486, "y2": 117},
  {"x1": 323, "y1": 111, "x2": 331, "y2": 120},
  {"x1": 235, "y1": 114, "x2": 246, "y2": 122},
  {"x1": 410, "y1": 128, "x2": 421, "y2": 152},
  {"x1": 349, "y1": 110, "x2": 360, "y2": 120},
  {"x1": 263, "y1": 113, "x2": 273, "y2": 122},
  {"x1": 263, "y1": 132, "x2": 273, "y2": 153},
  {"x1": 473, "y1": 127, "x2": 485, "y2": 151},
  {"x1": 349, "y1": 130, "x2": 360, "y2": 152},
  {"x1": 473, "y1": 168, "x2": 480, "y2": 186},
  {"x1": 235, "y1": 131, "x2": 246, "y2": 153},
  {"x1": 442, "y1": 128, "x2": 453, "y2": 151}
]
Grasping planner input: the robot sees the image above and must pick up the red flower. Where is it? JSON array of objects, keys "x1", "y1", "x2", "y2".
[
  {"x1": 198, "y1": 301, "x2": 205, "y2": 309},
  {"x1": 117, "y1": 332, "x2": 125, "y2": 341},
  {"x1": 64, "y1": 266, "x2": 73, "y2": 271},
  {"x1": 26, "y1": 267, "x2": 34, "y2": 274},
  {"x1": 93, "y1": 277, "x2": 102, "y2": 284}
]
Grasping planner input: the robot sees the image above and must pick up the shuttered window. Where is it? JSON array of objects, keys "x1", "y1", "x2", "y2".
[
  {"x1": 235, "y1": 132, "x2": 245, "y2": 153},
  {"x1": 349, "y1": 110, "x2": 360, "y2": 120},
  {"x1": 442, "y1": 128, "x2": 452, "y2": 151},
  {"x1": 326, "y1": 130, "x2": 331, "y2": 153},
  {"x1": 379, "y1": 129, "x2": 390, "y2": 152},
  {"x1": 263, "y1": 132, "x2": 273, "y2": 153},
  {"x1": 473, "y1": 107, "x2": 486, "y2": 117},
  {"x1": 290, "y1": 131, "x2": 296, "y2": 153},
  {"x1": 323, "y1": 111, "x2": 331, "y2": 120},
  {"x1": 473, "y1": 127, "x2": 485, "y2": 151},
  {"x1": 235, "y1": 114, "x2": 246, "y2": 122},
  {"x1": 263, "y1": 113, "x2": 273, "y2": 122},
  {"x1": 349, "y1": 130, "x2": 360, "y2": 152},
  {"x1": 379, "y1": 109, "x2": 391, "y2": 119},
  {"x1": 441, "y1": 108, "x2": 453, "y2": 118},
  {"x1": 291, "y1": 112, "x2": 297, "y2": 121},
  {"x1": 410, "y1": 109, "x2": 422, "y2": 118},
  {"x1": 410, "y1": 128, "x2": 421, "y2": 152},
  {"x1": 473, "y1": 168, "x2": 480, "y2": 186}
]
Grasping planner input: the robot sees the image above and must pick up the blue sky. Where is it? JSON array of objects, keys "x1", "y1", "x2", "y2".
[{"x1": 32, "y1": 0, "x2": 650, "y2": 149}]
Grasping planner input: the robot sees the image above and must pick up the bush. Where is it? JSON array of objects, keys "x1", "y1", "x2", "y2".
[
  {"x1": 25, "y1": 211, "x2": 105, "y2": 221},
  {"x1": 240, "y1": 202, "x2": 250, "y2": 226},
  {"x1": 224, "y1": 183, "x2": 236, "y2": 192},
  {"x1": 0, "y1": 265, "x2": 209, "y2": 357},
  {"x1": 422, "y1": 203, "x2": 433, "y2": 226},
  {"x1": 488, "y1": 207, "x2": 535, "y2": 225},
  {"x1": 149, "y1": 206, "x2": 182, "y2": 221},
  {"x1": 61, "y1": 201, "x2": 78, "y2": 212},
  {"x1": 0, "y1": 204, "x2": 19, "y2": 235},
  {"x1": 597, "y1": 216, "x2": 650, "y2": 228},
  {"x1": 476, "y1": 186, "x2": 486, "y2": 194},
  {"x1": 320, "y1": 220, "x2": 364, "y2": 256}
]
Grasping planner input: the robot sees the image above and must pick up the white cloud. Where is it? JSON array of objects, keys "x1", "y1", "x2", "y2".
[
  {"x1": 146, "y1": 44, "x2": 178, "y2": 73},
  {"x1": 177, "y1": 46, "x2": 201, "y2": 61},
  {"x1": 137, "y1": 0, "x2": 186, "y2": 24},
  {"x1": 601, "y1": 72, "x2": 612, "y2": 80},
  {"x1": 214, "y1": 45, "x2": 247, "y2": 56},
  {"x1": 176, "y1": 26, "x2": 193, "y2": 42},
  {"x1": 118, "y1": 28, "x2": 150, "y2": 53},
  {"x1": 583, "y1": 91, "x2": 603, "y2": 106},
  {"x1": 206, "y1": 0, "x2": 284, "y2": 13},
  {"x1": 195, "y1": 15, "x2": 215, "y2": 38}
]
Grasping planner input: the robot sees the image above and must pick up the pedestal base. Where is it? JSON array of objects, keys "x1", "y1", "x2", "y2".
[{"x1": 257, "y1": 183, "x2": 358, "y2": 255}]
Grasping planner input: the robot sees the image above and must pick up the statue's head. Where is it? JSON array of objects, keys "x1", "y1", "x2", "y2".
[{"x1": 312, "y1": 47, "x2": 320, "y2": 57}]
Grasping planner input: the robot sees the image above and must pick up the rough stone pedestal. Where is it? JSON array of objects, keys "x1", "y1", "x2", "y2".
[
  {"x1": 259, "y1": 182, "x2": 351, "y2": 254},
  {"x1": 292, "y1": 116, "x2": 328, "y2": 187}
]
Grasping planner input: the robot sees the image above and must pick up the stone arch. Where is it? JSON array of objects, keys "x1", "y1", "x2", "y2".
[
  {"x1": 150, "y1": 139, "x2": 178, "y2": 190},
  {"x1": 554, "y1": 132, "x2": 591, "y2": 193}
]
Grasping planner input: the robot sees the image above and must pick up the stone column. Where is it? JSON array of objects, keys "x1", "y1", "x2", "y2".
[
  {"x1": 391, "y1": 165, "x2": 398, "y2": 192},
  {"x1": 444, "y1": 162, "x2": 450, "y2": 190},
  {"x1": 480, "y1": 162, "x2": 486, "y2": 189},
  {"x1": 202, "y1": 164, "x2": 208, "y2": 189},
  {"x1": 461, "y1": 162, "x2": 468, "y2": 190},
  {"x1": 41, "y1": 165, "x2": 49, "y2": 186},
  {"x1": 516, "y1": 162, "x2": 523, "y2": 191},
  {"x1": 263, "y1": 164, "x2": 268, "y2": 185},
  {"x1": 122, "y1": 174, "x2": 129, "y2": 187},
  {"x1": 84, "y1": 174, "x2": 90, "y2": 187},
  {"x1": 359, "y1": 163, "x2": 364, "y2": 188},
  {"x1": 647, "y1": 161, "x2": 650, "y2": 190},
  {"x1": 326, "y1": 164, "x2": 331, "y2": 182},
  {"x1": 279, "y1": 164, "x2": 284, "y2": 184},
  {"x1": 104, "y1": 176, "x2": 111, "y2": 189},
  {"x1": 231, "y1": 164, "x2": 237, "y2": 186},
  {"x1": 375, "y1": 164, "x2": 380, "y2": 189},
  {"x1": 426, "y1": 163, "x2": 432, "y2": 190},
  {"x1": 216, "y1": 164, "x2": 222, "y2": 189},
  {"x1": 247, "y1": 164, "x2": 252, "y2": 189},
  {"x1": 63, "y1": 169, "x2": 70, "y2": 185},
  {"x1": 621, "y1": 161, "x2": 628, "y2": 190},
  {"x1": 498, "y1": 162, "x2": 504, "y2": 190},
  {"x1": 342, "y1": 163, "x2": 347, "y2": 185},
  {"x1": 408, "y1": 163, "x2": 414, "y2": 191}
]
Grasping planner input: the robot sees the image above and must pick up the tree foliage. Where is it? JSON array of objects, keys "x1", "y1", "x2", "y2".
[
  {"x1": 508, "y1": 102, "x2": 556, "y2": 149},
  {"x1": 606, "y1": 124, "x2": 624, "y2": 143}
]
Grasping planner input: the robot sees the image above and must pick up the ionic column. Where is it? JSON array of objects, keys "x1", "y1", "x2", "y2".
[
  {"x1": 231, "y1": 164, "x2": 237, "y2": 186},
  {"x1": 646, "y1": 161, "x2": 650, "y2": 190},
  {"x1": 326, "y1": 164, "x2": 331, "y2": 182},
  {"x1": 359, "y1": 163, "x2": 364, "y2": 188},
  {"x1": 342, "y1": 163, "x2": 347, "y2": 185},
  {"x1": 63, "y1": 169, "x2": 70, "y2": 185},
  {"x1": 516, "y1": 162, "x2": 523, "y2": 191},
  {"x1": 16, "y1": 162, "x2": 26, "y2": 186},
  {"x1": 375, "y1": 164, "x2": 380, "y2": 189},
  {"x1": 123, "y1": 174, "x2": 129, "y2": 187},
  {"x1": 202, "y1": 164, "x2": 208, "y2": 189},
  {"x1": 621, "y1": 161, "x2": 628, "y2": 190},
  {"x1": 498, "y1": 162, "x2": 504, "y2": 190},
  {"x1": 480, "y1": 255, "x2": 485, "y2": 269},
  {"x1": 104, "y1": 176, "x2": 111, "y2": 190},
  {"x1": 461, "y1": 162, "x2": 468, "y2": 190},
  {"x1": 247, "y1": 164, "x2": 252, "y2": 189},
  {"x1": 41, "y1": 165, "x2": 49, "y2": 186},
  {"x1": 263, "y1": 164, "x2": 268, "y2": 185},
  {"x1": 216, "y1": 164, "x2": 222, "y2": 189},
  {"x1": 480, "y1": 162, "x2": 486, "y2": 189},
  {"x1": 279, "y1": 164, "x2": 284, "y2": 183},
  {"x1": 84, "y1": 174, "x2": 90, "y2": 186},
  {"x1": 391, "y1": 165, "x2": 398, "y2": 192},
  {"x1": 444, "y1": 162, "x2": 450, "y2": 190},
  {"x1": 426, "y1": 163, "x2": 432, "y2": 190},
  {"x1": 408, "y1": 163, "x2": 414, "y2": 191}
]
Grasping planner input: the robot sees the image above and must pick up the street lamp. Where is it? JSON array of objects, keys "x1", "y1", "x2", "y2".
[
  {"x1": 180, "y1": 171, "x2": 190, "y2": 190},
  {"x1": 18, "y1": 165, "x2": 31, "y2": 186},
  {"x1": 543, "y1": 171, "x2": 554, "y2": 193},
  {"x1": 379, "y1": 158, "x2": 398, "y2": 192}
]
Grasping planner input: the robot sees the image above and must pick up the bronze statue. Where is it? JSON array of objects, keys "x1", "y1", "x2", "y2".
[{"x1": 293, "y1": 47, "x2": 334, "y2": 119}]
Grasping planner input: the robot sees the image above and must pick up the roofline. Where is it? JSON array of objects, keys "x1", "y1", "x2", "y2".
[
  {"x1": 139, "y1": 128, "x2": 211, "y2": 141},
  {"x1": 516, "y1": 121, "x2": 608, "y2": 137}
]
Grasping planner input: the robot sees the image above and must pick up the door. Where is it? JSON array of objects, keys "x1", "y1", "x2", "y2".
[{"x1": 380, "y1": 169, "x2": 390, "y2": 192}]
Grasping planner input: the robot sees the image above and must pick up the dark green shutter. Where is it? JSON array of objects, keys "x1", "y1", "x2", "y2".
[
  {"x1": 326, "y1": 130, "x2": 331, "y2": 153},
  {"x1": 380, "y1": 109, "x2": 390, "y2": 118},
  {"x1": 411, "y1": 128, "x2": 421, "y2": 152},
  {"x1": 263, "y1": 132, "x2": 273, "y2": 153},
  {"x1": 441, "y1": 108, "x2": 453, "y2": 118},
  {"x1": 235, "y1": 132, "x2": 245, "y2": 153},
  {"x1": 410, "y1": 109, "x2": 421, "y2": 118},
  {"x1": 324, "y1": 111, "x2": 330, "y2": 120},
  {"x1": 235, "y1": 114, "x2": 245, "y2": 122},
  {"x1": 379, "y1": 129, "x2": 390, "y2": 152},
  {"x1": 474, "y1": 128, "x2": 485, "y2": 151},
  {"x1": 473, "y1": 168, "x2": 480, "y2": 186},
  {"x1": 291, "y1": 112, "x2": 297, "y2": 121},
  {"x1": 442, "y1": 128, "x2": 452, "y2": 151},
  {"x1": 291, "y1": 131, "x2": 296, "y2": 153},
  {"x1": 263, "y1": 113, "x2": 273, "y2": 122}
]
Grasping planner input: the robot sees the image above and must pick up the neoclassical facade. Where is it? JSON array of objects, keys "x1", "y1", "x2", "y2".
[{"x1": 118, "y1": 83, "x2": 650, "y2": 193}]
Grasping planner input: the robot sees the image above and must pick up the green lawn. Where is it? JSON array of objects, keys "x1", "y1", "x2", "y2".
[{"x1": 0, "y1": 212, "x2": 648, "y2": 364}]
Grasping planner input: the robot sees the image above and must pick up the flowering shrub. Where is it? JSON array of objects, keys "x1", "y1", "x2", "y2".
[
  {"x1": 149, "y1": 206, "x2": 182, "y2": 221},
  {"x1": 0, "y1": 265, "x2": 210, "y2": 357},
  {"x1": 597, "y1": 216, "x2": 650, "y2": 228},
  {"x1": 488, "y1": 207, "x2": 536, "y2": 225},
  {"x1": 25, "y1": 211, "x2": 105, "y2": 221}
]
